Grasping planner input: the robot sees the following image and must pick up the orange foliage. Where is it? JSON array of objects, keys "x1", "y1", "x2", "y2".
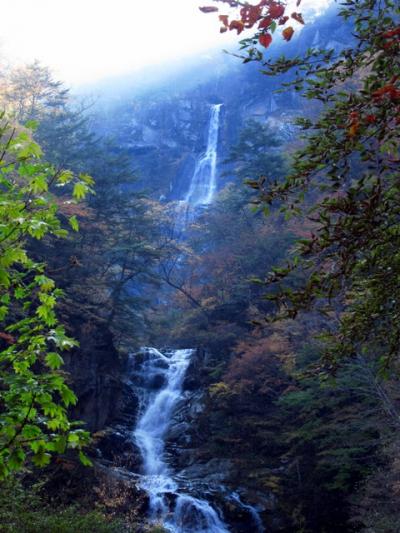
[
  {"x1": 282, "y1": 26, "x2": 294, "y2": 41},
  {"x1": 229, "y1": 20, "x2": 245, "y2": 34},
  {"x1": 55, "y1": 199, "x2": 93, "y2": 218},
  {"x1": 348, "y1": 110, "x2": 360, "y2": 138},
  {"x1": 223, "y1": 334, "x2": 291, "y2": 395}
]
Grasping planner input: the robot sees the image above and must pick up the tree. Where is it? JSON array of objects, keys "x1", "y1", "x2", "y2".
[
  {"x1": 1, "y1": 61, "x2": 170, "y2": 350},
  {"x1": 0, "y1": 61, "x2": 68, "y2": 122},
  {"x1": 0, "y1": 116, "x2": 93, "y2": 477},
  {"x1": 224, "y1": 119, "x2": 286, "y2": 185},
  {"x1": 204, "y1": 0, "x2": 400, "y2": 374},
  {"x1": 0, "y1": 61, "x2": 99, "y2": 173}
]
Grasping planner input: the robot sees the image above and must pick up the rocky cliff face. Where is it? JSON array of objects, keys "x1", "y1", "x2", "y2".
[
  {"x1": 88, "y1": 4, "x2": 351, "y2": 209},
  {"x1": 164, "y1": 350, "x2": 288, "y2": 532},
  {"x1": 62, "y1": 310, "x2": 128, "y2": 433},
  {"x1": 91, "y1": 347, "x2": 285, "y2": 532}
]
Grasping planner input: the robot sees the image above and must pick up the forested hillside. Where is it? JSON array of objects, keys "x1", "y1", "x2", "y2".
[{"x1": 0, "y1": 0, "x2": 399, "y2": 532}]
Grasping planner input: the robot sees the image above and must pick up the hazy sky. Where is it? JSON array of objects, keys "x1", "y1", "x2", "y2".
[{"x1": 0, "y1": 0, "x2": 331, "y2": 87}]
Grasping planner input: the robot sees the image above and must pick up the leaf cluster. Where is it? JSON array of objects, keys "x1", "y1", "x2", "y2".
[
  {"x1": 0, "y1": 116, "x2": 93, "y2": 477},
  {"x1": 233, "y1": 0, "x2": 400, "y2": 374}
]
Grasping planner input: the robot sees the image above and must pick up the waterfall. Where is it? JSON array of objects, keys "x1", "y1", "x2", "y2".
[
  {"x1": 230, "y1": 492, "x2": 265, "y2": 533},
  {"x1": 185, "y1": 103, "x2": 222, "y2": 208},
  {"x1": 133, "y1": 348, "x2": 229, "y2": 533},
  {"x1": 131, "y1": 103, "x2": 261, "y2": 532},
  {"x1": 175, "y1": 104, "x2": 222, "y2": 236}
]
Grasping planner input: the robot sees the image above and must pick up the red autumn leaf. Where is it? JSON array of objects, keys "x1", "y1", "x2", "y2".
[
  {"x1": 0, "y1": 332, "x2": 16, "y2": 345},
  {"x1": 365, "y1": 114, "x2": 377, "y2": 124},
  {"x1": 390, "y1": 88, "x2": 400, "y2": 101},
  {"x1": 382, "y1": 26, "x2": 400, "y2": 38},
  {"x1": 220, "y1": 26, "x2": 228, "y2": 33},
  {"x1": 199, "y1": 6, "x2": 219, "y2": 13},
  {"x1": 372, "y1": 84, "x2": 400, "y2": 101},
  {"x1": 278, "y1": 16, "x2": 289, "y2": 25},
  {"x1": 282, "y1": 26, "x2": 295, "y2": 41},
  {"x1": 269, "y1": 3, "x2": 285, "y2": 19},
  {"x1": 229, "y1": 20, "x2": 245, "y2": 34},
  {"x1": 219, "y1": 14, "x2": 229, "y2": 27},
  {"x1": 291, "y1": 12, "x2": 305, "y2": 24},
  {"x1": 258, "y1": 17, "x2": 272, "y2": 29},
  {"x1": 240, "y1": 5, "x2": 262, "y2": 27},
  {"x1": 259, "y1": 33, "x2": 273, "y2": 48},
  {"x1": 249, "y1": 9, "x2": 262, "y2": 26},
  {"x1": 382, "y1": 40, "x2": 398, "y2": 50}
]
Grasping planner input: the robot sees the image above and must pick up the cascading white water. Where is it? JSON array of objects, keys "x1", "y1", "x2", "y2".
[
  {"x1": 230, "y1": 492, "x2": 265, "y2": 533},
  {"x1": 134, "y1": 348, "x2": 229, "y2": 533},
  {"x1": 175, "y1": 103, "x2": 222, "y2": 236},
  {"x1": 185, "y1": 103, "x2": 222, "y2": 208},
  {"x1": 132, "y1": 104, "x2": 264, "y2": 532}
]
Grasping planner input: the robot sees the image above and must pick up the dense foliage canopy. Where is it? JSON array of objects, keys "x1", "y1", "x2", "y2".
[
  {"x1": 204, "y1": 0, "x2": 400, "y2": 375},
  {"x1": 0, "y1": 116, "x2": 93, "y2": 477}
]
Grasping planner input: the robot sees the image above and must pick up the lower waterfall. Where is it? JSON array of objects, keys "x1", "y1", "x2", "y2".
[{"x1": 133, "y1": 348, "x2": 229, "y2": 533}]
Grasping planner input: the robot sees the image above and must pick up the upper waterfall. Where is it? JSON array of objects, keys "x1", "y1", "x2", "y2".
[{"x1": 185, "y1": 103, "x2": 222, "y2": 208}]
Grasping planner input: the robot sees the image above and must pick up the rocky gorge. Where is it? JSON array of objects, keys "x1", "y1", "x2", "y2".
[
  {"x1": 94, "y1": 347, "x2": 274, "y2": 532},
  {"x1": 50, "y1": 7, "x2": 382, "y2": 531}
]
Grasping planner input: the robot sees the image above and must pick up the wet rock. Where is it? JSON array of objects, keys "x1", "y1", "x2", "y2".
[
  {"x1": 148, "y1": 372, "x2": 166, "y2": 389},
  {"x1": 166, "y1": 421, "x2": 191, "y2": 441},
  {"x1": 183, "y1": 348, "x2": 209, "y2": 390},
  {"x1": 178, "y1": 458, "x2": 232, "y2": 488},
  {"x1": 96, "y1": 427, "x2": 142, "y2": 471}
]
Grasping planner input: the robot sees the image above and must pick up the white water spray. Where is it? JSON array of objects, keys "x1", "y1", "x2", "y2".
[
  {"x1": 230, "y1": 492, "x2": 265, "y2": 533},
  {"x1": 185, "y1": 103, "x2": 222, "y2": 208},
  {"x1": 134, "y1": 348, "x2": 229, "y2": 532},
  {"x1": 174, "y1": 103, "x2": 222, "y2": 238}
]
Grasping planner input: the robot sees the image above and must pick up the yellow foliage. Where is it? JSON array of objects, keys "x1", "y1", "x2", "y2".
[{"x1": 209, "y1": 381, "x2": 231, "y2": 397}]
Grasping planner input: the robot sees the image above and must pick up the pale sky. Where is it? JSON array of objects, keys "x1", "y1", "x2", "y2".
[{"x1": 0, "y1": 0, "x2": 331, "y2": 87}]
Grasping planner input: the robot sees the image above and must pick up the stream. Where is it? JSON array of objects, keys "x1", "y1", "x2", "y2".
[
  {"x1": 132, "y1": 104, "x2": 264, "y2": 532},
  {"x1": 134, "y1": 348, "x2": 229, "y2": 532}
]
